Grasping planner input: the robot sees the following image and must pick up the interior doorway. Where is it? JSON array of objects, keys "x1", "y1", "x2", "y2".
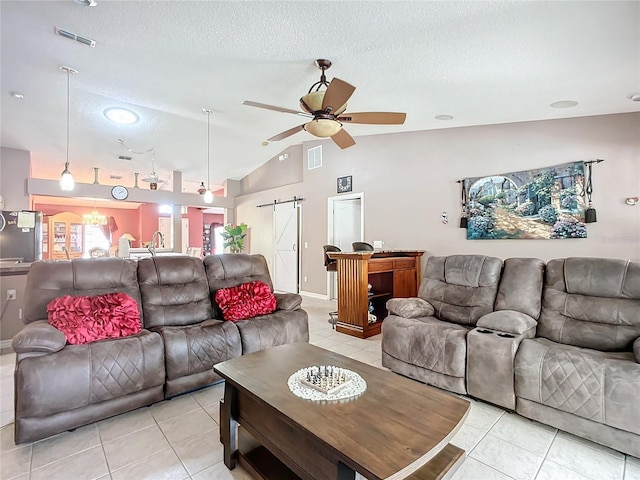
[
  {"x1": 327, "y1": 193, "x2": 364, "y2": 300},
  {"x1": 273, "y1": 201, "x2": 301, "y2": 293}
]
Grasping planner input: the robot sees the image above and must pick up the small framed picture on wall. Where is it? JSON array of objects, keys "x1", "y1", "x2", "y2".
[{"x1": 337, "y1": 175, "x2": 352, "y2": 193}]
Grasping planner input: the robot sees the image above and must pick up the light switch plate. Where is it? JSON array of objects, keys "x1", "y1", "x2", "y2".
[{"x1": 373, "y1": 240, "x2": 383, "y2": 249}]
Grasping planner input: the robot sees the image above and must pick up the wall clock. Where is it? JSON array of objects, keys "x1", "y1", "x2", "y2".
[
  {"x1": 337, "y1": 175, "x2": 352, "y2": 193},
  {"x1": 111, "y1": 185, "x2": 129, "y2": 200}
]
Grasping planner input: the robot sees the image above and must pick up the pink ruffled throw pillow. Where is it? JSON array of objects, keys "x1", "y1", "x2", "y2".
[
  {"x1": 215, "y1": 281, "x2": 277, "y2": 322},
  {"x1": 47, "y1": 292, "x2": 141, "y2": 345}
]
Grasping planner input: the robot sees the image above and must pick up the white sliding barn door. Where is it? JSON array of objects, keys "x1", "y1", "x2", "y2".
[{"x1": 273, "y1": 202, "x2": 299, "y2": 293}]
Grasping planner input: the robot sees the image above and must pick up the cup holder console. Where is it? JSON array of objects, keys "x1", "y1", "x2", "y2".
[{"x1": 475, "y1": 329, "x2": 516, "y2": 338}]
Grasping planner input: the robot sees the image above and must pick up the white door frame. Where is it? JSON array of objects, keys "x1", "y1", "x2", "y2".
[{"x1": 326, "y1": 192, "x2": 364, "y2": 299}]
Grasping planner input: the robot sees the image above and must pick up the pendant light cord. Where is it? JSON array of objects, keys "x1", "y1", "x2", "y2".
[
  {"x1": 207, "y1": 111, "x2": 211, "y2": 189},
  {"x1": 65, "y1": 68, "x2": 70, "y2": 170}
]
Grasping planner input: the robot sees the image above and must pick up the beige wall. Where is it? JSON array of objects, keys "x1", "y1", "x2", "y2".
[
  {"x1": 240, "y1": 145, "x2": 303, "y2": 196},
  {"x1": 235, "y1": 112, "x2": 640, "y2": 297}
]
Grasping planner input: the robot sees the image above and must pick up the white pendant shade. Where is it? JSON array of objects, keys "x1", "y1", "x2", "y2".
[
  {"x1": 60, "y1": 167, "x2": 75, "y2": 191},
  {"x1": 203, "y1": 189, "x2": 214, "y2": 203}
]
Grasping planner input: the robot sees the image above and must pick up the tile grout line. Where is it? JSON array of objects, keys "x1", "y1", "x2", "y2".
[
  {"x1": 96, "y1": 417, "x2": 113, "y2": 480},
  {"x1": 531, "y1": 428, "x2": 556, "y2": 480},
  {"x1": 142, "y1": 401, "x2": 192, "y2": 480}
]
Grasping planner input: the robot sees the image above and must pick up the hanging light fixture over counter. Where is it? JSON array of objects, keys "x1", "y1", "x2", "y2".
[
  {"x1": 203, "y1": 109, "x2": 214, "y2": 204},
  {"x1": 59, "y1": 66, "x2": 78, "y2": 191}
]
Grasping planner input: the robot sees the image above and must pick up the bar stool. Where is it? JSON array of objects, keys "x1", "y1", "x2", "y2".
[
  {"x1": 323, "y1": 245, "x2": 341, "y2": 328},
  {"x1": 352, "y1": 241, "x2": 374, "y2": 251}
]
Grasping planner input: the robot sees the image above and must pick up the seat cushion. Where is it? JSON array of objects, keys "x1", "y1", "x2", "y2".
[
  {"x1": 153, "y1": 320, "x2": 241, "y2": 381},
  {"x1": 515, "y1": 338, "x2": 640, "y2": 435},
  {"x1": 234, "y1": 309, "x2": 309, "y2": 354},
  {"x1": 382, "y1": 315, "x2": 470, "y2": 378},
  {"x1": 15, "y1": 330, "x2": 164, "y2": 418}
]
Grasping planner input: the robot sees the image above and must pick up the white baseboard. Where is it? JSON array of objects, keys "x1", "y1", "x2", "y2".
[
  {"x1": 299, "y1": 290, "x2": 330, "y2": 300},
  {"x1": 0, "y1": 339, "x2": 13, "y2": 350}
]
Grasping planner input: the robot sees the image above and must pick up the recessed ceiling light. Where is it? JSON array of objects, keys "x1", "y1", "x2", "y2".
[
  {"x1": 73, "y1": 0, "x2": 97, "y2": 6},
  {"x1": 628, "y1": 93, "x2": 640, "y2": 102},
  {"x1": 10, "y1": 91, "x2": 24, "y2": 99},
  {"x1": 104, "y1": 107, "x2": 139, "y2": 125},
  {"x1": 435, "y1": 115, "x2": 453, "y2": 120},
  {"x1": 550, "y1": 100, "x2": 578, "y2": 108}
]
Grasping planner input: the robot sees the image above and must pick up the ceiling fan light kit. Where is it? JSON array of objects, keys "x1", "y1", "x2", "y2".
[
  {"x1": 304, "y1": 118, "x2": 342, "y2": 138},
  {"x1": 119, "y1": 138, "x2": 164, "y2": 189},
  {"x1": 243, "y1": 59, "x2": 406, "y2": 149}
]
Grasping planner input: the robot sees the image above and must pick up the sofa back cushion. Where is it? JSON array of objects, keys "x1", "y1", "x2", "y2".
[
  {"x1": 204, "y1": 254, "x2": 273, "y2": 318},
  {"x1": 495, "y1": 258, "x2": 545, "y2": 319},
  {"x1": 137, "y1": 256, "x2": 213, "y2": 328},
  {"x1": 539, "y1": 258, "x2": 640, "y2": 351},
  {"x1": 25, "y1": 258, "x2": 142, "y2": 324},
  {"x1": 418, "y1": 255, "x2": 503, "y2": 326}
]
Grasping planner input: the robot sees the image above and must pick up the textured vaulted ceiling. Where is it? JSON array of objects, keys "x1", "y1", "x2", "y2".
[{"x1": 1, "y1": 1, "x2": 638, "y2": 194}]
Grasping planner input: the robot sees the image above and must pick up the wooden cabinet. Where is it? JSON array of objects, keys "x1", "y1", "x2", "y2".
[
  {"x1": 49, "y1": 212, "x2": 84, "y2": 259},
  {"x1": 328, "y1": 251, "x2": 424, "y2": 338}
]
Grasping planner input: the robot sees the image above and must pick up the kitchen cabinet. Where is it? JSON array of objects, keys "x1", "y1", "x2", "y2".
[{"x1": 49, "y1": 212, "x2": 84, "y2": 259}]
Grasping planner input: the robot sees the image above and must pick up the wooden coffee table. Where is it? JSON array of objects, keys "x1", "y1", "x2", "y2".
[{"x1": 214, "y1": 342, "x2": 469, "y2": 480}]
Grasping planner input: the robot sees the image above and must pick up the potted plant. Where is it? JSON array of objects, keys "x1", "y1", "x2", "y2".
[{"x1": 220, "y1": 223, "x2": 248, "y2": 253}]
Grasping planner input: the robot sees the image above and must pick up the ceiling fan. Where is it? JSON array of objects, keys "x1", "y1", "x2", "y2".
[{"x1": 243, "y1": 59, "x2": 407, "y2": 149}]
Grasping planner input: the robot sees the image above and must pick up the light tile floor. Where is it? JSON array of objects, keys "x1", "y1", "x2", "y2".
[{"x1": 1, "y1": 296, "x2": 638, "y2": 480}]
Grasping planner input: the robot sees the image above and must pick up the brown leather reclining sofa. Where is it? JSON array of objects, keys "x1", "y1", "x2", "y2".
[
  {"x1": 12, "y1": 254, "x2": 309, "y2": 444},
  {"x1": 382, "y1": 255, "x2": 640, "y2": 457}
]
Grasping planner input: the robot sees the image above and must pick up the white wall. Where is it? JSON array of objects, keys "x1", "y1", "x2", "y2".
[{"x1": 235, "y1": 113, "x2": 640, "y2": 297}]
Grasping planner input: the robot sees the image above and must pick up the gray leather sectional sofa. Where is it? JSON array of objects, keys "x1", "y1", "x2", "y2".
[
  {"x1": 382, "y1": 255, "x2": 640, "y2": 457},
  {"x1": 11, "y1": 254, "x2": 308, "y2": 444}
]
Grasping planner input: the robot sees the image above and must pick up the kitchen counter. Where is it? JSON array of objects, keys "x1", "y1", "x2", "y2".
[
  {"x1": 0, "y1": 261, "x2": 32, "y2": 276},
  {"x1": 127, "y1": 248, "x2": 189, "y2": 260}
]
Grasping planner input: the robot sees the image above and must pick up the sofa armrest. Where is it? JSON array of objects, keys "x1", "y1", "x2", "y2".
[
  {"x1": 274, "y1": 292, "x2": 302, "y2": 311},
  {"x1": 386, "y1": 298, "x2": 435, "y2": 318},
  {"x1": 477, "y1": 310, "x2": 537, "y2": 336},
  {"x1": 12, "y1": 320, "x2": 67, "y2": 355},
  {"x1": 634, "y1": 337, "x2": 640, "y2": 363}
]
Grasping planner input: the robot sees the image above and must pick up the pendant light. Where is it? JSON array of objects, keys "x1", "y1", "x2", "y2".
[
  {"x1": 59, "y1": 66, "x2": 77, "y2": 191},
  {"x1": 203, "y1": 109, "x2": 214, "y2": 204}
]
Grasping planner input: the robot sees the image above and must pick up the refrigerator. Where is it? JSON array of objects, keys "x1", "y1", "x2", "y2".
[{"x1": 0, "y1": 210, "x2": 43, "y2": 262}]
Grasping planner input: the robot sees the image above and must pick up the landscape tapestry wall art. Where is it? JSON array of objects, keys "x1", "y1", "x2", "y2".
[{"x1": 463, "y1": 161, "x2": 587, "y2": 240}]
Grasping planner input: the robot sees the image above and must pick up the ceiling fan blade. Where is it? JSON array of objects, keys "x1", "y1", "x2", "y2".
[
  {"x1": 337, "y1": 112, "x2": 407, "y2": 125},
  {"x1": 321, "y1": 78, "x2": 356, "y2": 113},
  {"x1": 243, "y1": 101, "x2": 312, "y2": 118},
  {"x1": 331, "y1": 128, "x2": 356, "y2": 149},
  {"x1": 267, "y1": 124, "x2": 306, "y2": 141}
]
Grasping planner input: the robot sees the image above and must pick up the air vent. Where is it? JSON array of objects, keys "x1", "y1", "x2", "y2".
[
  {"x1": 55, "y1": 27, "x2": 96, "y2": 48},
  {"x1": 118, "y1": 155, "x2": 132, "y2": 161},
  {"x1": 109, "y1": 175, "x2": 122, "y2": 180},
  {"x1": 308, "y1": 145, "x2": 322, "y2": 170}
]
